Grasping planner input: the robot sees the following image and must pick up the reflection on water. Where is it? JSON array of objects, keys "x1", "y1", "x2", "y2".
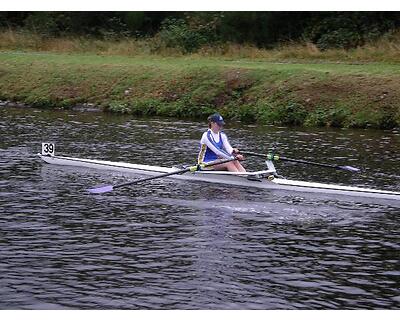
[{"x1": 0, "y1": 107, "x2": 399, "y2": 309}]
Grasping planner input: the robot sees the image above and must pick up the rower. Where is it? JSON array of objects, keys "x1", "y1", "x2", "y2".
[{"x1": 197, "y1": 113, "x2": 246, "y2": 172}]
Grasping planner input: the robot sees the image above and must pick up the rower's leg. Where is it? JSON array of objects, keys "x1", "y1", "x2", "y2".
[
  {"x1": 211, "y1": 162, "x2": 239, "y2": 172},
  {"x1": 233, "y1": 160, "x2": 246, "y2": 172}
]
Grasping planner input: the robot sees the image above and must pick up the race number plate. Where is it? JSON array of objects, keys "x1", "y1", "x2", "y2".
[{"x1": 42, "y1": 143, "x2": 55, "y2": 156}]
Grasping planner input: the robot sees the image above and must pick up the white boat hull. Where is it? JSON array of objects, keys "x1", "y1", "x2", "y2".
[{"x1": 38, "y1": 154, "x2": 400, "y2": 202}]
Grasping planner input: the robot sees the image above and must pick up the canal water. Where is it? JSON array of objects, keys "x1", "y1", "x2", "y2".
[{"x1": 0, "y1": 106, "x2": 399, "y2": 309}]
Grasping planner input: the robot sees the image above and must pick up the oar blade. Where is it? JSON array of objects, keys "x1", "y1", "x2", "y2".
[
  {"x1": 339, "y1": 165, "x2": 360, "y2": 172},
  {"x1": 87, "y1": 185, "x2": 114, "y2": 194}
]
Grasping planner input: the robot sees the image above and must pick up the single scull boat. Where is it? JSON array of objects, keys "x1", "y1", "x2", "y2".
[{"x1": 37, "y1": 147, "x2": 400, "y2": 202}]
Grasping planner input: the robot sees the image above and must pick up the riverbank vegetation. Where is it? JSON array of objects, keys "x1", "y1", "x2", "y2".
[
  {"x1": 2, "y1": 28, "x2": 400, "y2": 64},
  {"x1": 1, "y1": 12, "x2": 400, "y2": 129},
  {"x1": 1, "y1": 52, "x2": 399, "y2": 129},
  {"x1": 2, "y1": 12, "x2": 400, "y2": 63}
]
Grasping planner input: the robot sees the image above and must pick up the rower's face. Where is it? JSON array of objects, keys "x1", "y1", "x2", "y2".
[{"x1": 211, "y1": 122, "x2": 223, "y2": 131}]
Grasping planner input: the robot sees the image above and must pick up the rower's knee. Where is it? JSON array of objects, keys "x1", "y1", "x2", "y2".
[{"x1": 227, "y1": 163, "x2": 239, "y2": 172}]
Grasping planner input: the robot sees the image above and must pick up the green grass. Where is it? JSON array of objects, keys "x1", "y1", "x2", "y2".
[
  {"x1": 1, "y1": 51, "x2": 399, "y2": 129},
  {"x1": 2, "y1": 51, "x2": 400, "y2": 75}
]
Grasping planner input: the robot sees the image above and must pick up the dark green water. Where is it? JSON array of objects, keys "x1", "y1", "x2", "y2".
[{"x1": 0, "y1": 106, "x2": 399, "y2": 309}]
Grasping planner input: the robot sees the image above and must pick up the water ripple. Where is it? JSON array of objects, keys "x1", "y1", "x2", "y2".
[{"x1": 0, "y1": 107, "x2": 399, "y2": 309}]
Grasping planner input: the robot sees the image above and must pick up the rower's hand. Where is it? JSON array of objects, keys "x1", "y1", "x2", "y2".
[
  {"x1": 232, "y1": 149, "x2": 244, "y2": 160},
  {"x1": 235, "y1": 154, "x2": 244, "y2": 161}
]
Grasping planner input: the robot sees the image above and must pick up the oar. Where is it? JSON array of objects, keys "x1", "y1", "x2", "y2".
[
  {"x1": 242, "y1": 151, "x2": 360, "y2": 172},
  {"x1": 87, "y1": 157, "x2": 239, "y2": 194}
]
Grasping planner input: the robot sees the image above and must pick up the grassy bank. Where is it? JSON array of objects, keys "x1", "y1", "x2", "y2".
[
  {"x1": 2, "y1": 29, "x2": 400, "y2": 63},
  {"x1": 1, "y1": 51, "x2": 400, "y2": 129}
]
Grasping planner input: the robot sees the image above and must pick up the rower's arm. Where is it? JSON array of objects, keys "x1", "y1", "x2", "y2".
[
  {"x1": 201, "y1": 132, "x2": 233, "y2": 160},
  {"x1": 221, "y1": 132, "x2": 234, "y2": 155}
]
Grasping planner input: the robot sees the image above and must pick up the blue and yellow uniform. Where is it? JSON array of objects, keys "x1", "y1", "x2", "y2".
[{"x1": 198, "y1": 129, "x2": 235, "y2": 164}]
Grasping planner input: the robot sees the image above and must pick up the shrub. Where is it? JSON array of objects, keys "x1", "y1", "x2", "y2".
[
  {"x1": 24, "y1": 12, "x2": 60, "y2": 37},
  {"x1": 225, "y1": 104, "x2": 257, "y2": 123},
  {"x1": 278, "y1": 102, "x2": 308, "y2": 125},
  {"x1": 316, "y1": 29, "x2": 363, "y2": 50},
  {"x1": 256, "y1": 101, "x2": 307, "y2": 126},
  {"x1": 158, "y1": 18, "x2": 218, "y2": 53},
  {"x1": 304, "y1": 14, "x2": 396, "y2": 50},
  {"x1": 107, "y1": 101, "x2": 131, "y2": 114},
  {"x1": 304, "y1": 108, "x2": 329, "y2": 127},
  {"x1": 304, "y1": 106, "x2": 353, "y2": 127}
]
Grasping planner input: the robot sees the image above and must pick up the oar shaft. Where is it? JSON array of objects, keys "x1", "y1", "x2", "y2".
[
  {"x1": 242, "y1": 151, "x2": 271, "y2": 158},
  {"x1": 113, "y1": 157, "x2": 238, "y2": 189},
  {"x1": 279, "y1": 156, "x2": 339, "y2": 169},
  {"x1": 114, "y1": 169, "x2": 187, "y2": 188},
  {"x1": 87, "y1": 157, "x2": 240, "y2": 194},
  {"x1": 242, "y1": 151, "x2": 359, "y2": 172}
]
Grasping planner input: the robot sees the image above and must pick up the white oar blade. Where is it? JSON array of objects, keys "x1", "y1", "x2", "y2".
[
  {"x1": 340, "y1": 166, "x2": 360, "y2": 172},
  {"x1": 87, "y1": 185, "x2": 114, "y2": 194}
]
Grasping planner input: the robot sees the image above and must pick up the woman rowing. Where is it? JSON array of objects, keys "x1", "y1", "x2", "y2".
[{"x1": 197, "y1": 113, "x2": 246, "y2": 172}]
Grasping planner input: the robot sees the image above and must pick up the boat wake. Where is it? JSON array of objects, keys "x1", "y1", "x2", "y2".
[{"x1": 151, "y1": 197, "x2": 394, "y2": 225}]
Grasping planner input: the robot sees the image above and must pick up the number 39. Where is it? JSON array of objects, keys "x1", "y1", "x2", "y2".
[{"x1": 42, "y1": 143, "x2": 55, "y2": 156}]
